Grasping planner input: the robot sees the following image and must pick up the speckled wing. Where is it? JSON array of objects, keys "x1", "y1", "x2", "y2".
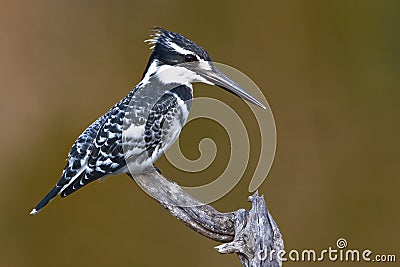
[
  {"x1": 30, "y1": 89, "x2": 137, "y2": 213},
  {"x1": 60, "y1": 91, "x2": 139, "y2": 197}
]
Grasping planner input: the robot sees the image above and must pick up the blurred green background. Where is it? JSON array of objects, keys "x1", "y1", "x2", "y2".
[{"x1": 1, "y1": 0, "x2": 399, "y2": 266}]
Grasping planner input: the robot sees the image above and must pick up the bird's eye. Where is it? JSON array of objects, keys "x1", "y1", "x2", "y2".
[{"x1": 184, "y1": 54, "x2": 198, "y2": 62}]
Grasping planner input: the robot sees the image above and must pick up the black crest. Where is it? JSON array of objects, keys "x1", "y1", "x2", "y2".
[{"x1": 143, "y1": 27, "x2": 211, "y2": 76}]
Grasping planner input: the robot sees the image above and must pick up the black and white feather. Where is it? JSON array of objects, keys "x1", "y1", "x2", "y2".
[{"x1": 30, "y1": 27, "x2": 265, "y2": 215}]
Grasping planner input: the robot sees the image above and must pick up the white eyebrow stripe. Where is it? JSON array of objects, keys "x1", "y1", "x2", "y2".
[
  {"x1": 168, "y1": 41, "x2": 195, "y2": 56},
  {"x1": 198, "y1": 59, "x2": 212, "y2": 70}
]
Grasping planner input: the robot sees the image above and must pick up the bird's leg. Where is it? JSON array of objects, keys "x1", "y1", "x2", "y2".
[{"x1": 125, "y1": 166, "x2": 162, "y2": 179}]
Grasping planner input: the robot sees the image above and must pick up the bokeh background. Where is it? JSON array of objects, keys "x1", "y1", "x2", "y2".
[{"x1": 1, "y1": 1, "x2": 399, "y2": 266}]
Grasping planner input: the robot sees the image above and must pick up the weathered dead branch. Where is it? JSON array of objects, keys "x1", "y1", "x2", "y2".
[{"x1": 131, "y1": 172, "x2": 283, "y2": 267}]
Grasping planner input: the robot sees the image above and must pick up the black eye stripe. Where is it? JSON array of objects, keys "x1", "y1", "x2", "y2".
[{"x1": 184, "y1": 54, "x2": 198, "y2": 62}]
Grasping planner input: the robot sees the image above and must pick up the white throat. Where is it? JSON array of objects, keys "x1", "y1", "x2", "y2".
[
  {"x1": 156, "y1": 65, "x2": 207, "y2": 85},
  {"x1": 143, "y1": 59, "x2": 213, "y2": 86}
]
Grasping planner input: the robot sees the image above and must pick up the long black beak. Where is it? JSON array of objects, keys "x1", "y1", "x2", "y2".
[{"x1": 194, "y1": 65, "x2": 266, "y2": 109}]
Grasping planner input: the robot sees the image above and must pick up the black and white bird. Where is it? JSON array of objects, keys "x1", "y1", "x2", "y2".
[{"x1": 30, "y1": 27, "x2": 265, "y2": 215}]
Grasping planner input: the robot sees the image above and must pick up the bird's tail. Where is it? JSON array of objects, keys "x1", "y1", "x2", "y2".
[{"x1": 29, "y1": 185, "x2": 62, "y2": 215}]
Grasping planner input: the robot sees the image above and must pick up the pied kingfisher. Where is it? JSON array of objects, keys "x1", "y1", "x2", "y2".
[{"x1": 30, "y1": 27, "x2": 265, "y2": 215}]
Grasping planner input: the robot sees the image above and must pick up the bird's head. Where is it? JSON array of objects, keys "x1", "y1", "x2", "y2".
[{"x1": 143, "y1": 27, "x2": 265, "y2": 109}]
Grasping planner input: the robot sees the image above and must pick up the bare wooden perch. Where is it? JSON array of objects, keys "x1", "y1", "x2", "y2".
[{"x1": 131, "y1": 171, "x2": 284, "y2": 267}]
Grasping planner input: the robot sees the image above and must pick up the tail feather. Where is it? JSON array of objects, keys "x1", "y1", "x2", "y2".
[
  {"x1": 60, "y1": 171, "x2": 100, "y2": 198},
  {"x1": 30, "y1": 167, "x2": 89, "y2": 215},
  {"x1": 30, "y1": 185, "x2": 63, "y2": 215}
]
